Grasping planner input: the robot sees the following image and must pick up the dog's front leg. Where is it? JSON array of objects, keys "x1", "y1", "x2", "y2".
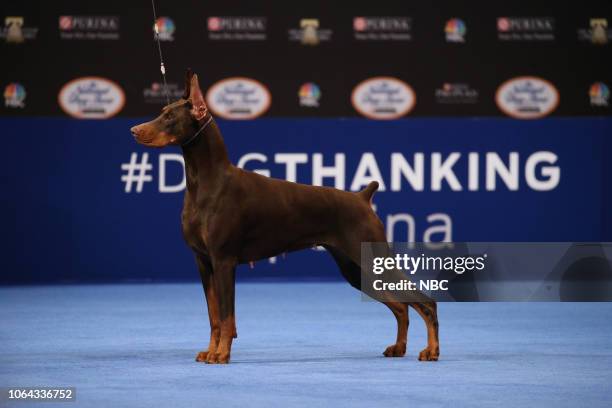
[
  {"x1": 195, "y1": 255, "x2": 220, "y2": 363},
  {"x1": 207, "y1": 257, "x2": 237, "y2": 364}
]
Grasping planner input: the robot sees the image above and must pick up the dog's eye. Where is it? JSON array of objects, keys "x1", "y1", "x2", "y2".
[{"x1": 164, "y1": 113, "x2": 173, "y2": 122}]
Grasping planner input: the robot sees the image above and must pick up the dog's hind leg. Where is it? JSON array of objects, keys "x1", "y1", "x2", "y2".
[
  {"x1": 194, "y1": 254, "x2": 221, "y2": 363},
  {"x1": 325, "y1": 233, "x2": 408, "y2": 357},
  {"x1": 325, "y1": 245, "x2": 362, "y2": 290},
  {"x1": 338, "y1": 212, "x2": 439, "y2": 361},
  {"x1": 409, "y1": 302, "x2": 439, "y2": 361}
]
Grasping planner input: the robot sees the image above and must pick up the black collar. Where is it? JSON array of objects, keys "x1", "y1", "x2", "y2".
[{"x1": 181, "y1": 115, "x2": 213, "y2": 147}]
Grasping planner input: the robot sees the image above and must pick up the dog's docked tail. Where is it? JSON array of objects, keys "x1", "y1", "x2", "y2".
[{"x1": 357, "y1": 181, "x2": 379, "y2": 203}]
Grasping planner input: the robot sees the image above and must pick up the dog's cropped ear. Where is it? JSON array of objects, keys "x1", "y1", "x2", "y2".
[
  {"x1": 189, "y1": 74, "x2": 207, "y2": 121},
  {"x1": 182, "y1": 68, "x2": 194, "y2": 99}
]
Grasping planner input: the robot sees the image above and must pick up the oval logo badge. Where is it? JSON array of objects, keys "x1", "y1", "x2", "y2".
[
  {"x1": 206, "y1": 77, "x2": 271, "y2": 120},
  {"x1": 352, "y1": 77, "x2": 416, "y2": 119},
  {"x1": 496, "y1": 76, "x2": 559, "y2": 119},
  {"x1": 58, "y1": 77, "x2": 125, "y2": 119}
]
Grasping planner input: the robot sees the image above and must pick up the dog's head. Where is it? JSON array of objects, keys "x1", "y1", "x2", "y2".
[{"x1": 130, "y1": 69, "x2": 209, "y2": 147}]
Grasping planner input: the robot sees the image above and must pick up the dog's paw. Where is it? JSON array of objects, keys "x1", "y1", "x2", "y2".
[
  {"x1": 205, "y1": 352, "x2": 230, "y2": 364},
  {"x1": 205, "y1": 352, "x2": 218, "y2": 364},
  {"x1": 195, "y1": 351, "x2": 208, "y2": 362},
  {"x1": 383, "y1": 342, "x2": 406, "y2": 357},
  {"x1": 418, "y1": 347, "x2": 439, "y2": 361},
  {"x1": 216, "y1": 352, "x2": 230, "y2": 364}
]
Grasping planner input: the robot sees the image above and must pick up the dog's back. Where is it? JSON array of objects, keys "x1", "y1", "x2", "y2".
[{"x1": 212, "y1": 166, "x2": 379, "y2": 262}]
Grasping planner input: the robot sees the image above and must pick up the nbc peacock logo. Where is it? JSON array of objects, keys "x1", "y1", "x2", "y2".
[
  {"x1": 445, "y1": 18, "x2": 466, "y2": 42},
  {"x1": 154, "y1": 17, "x2": 175, "y2": 41},
  {"x1": 4, "y1": 82, "x2": 26, "y2": 108},
  {"x1": 298, "y1": 82, "x2": 321, "y2": 107},
  {"x1": 589, "y1": 82, "x2": 609, "y2": 107}
]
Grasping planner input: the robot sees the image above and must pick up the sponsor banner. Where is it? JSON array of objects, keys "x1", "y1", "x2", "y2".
[
  {"x1": 353, "y1": 17, "x2": 412, "y2": 41},
  {"x1": 577, "y1": 18, "x2": 611, "y2": 45},
  {"x1": 0, "y1": 16, "x2": 38, "y2": 43},
  {"x1": 206, "y1": 77, "x2": 271, "y2": 119},
  {"x1": 496, "y1": 76, "x2": 559, "y2": 119},
  {"x1": 360, "y1": 242, "x2": 612, "y2": 302},
  {"x1": 0, "y1": 3, "x2": 610, "y2": 118},
  {"x1": 1, "y1": 117, "x2": 609, "y2": 283},
  {"x1": 58, "y1": 16, "x2": 120, "y2": 40},
  {"x1": 352, "y1": 77, "x2": 416, "y2": 119},
  {"x1": 288, "y1": 18, "x2": 332, "y2": 45},
  {"x1": 207, "y1": 16, "x2": 266, "y2": 41},
  {"x1": 58, "y1": 77, "x2": 125, "y2": 119},
  {"x1": 497, "y1": 17, "x2": 555, "y2": 41}
]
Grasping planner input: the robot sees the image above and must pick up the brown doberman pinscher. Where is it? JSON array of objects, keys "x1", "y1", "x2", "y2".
[{"x1": 130, "y1": 70, "x2": 439, "y2": 364}]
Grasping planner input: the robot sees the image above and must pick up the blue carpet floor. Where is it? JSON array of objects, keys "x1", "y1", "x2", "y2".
[{"x1": 1, "y1": 283, "x2": 611, "y2": 408}]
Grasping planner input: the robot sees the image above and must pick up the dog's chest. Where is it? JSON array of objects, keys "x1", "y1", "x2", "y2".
[{"x1": 181, "y1": 202, "x2": 209, "y2": 254}]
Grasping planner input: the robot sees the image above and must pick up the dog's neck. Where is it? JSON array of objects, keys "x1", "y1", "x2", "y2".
[{"x1": 181, "y1": 116, "x2": 230, "y2": 194}]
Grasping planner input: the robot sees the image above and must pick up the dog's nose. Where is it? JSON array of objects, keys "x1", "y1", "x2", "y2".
[{"x1": 130, "y1": 126, "x2": 139, "y2": 137}]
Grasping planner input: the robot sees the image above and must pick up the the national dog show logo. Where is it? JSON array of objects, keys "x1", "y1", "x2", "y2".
[
  {"x1": 496, "y1": 76, "x2": 559, "y2": 119},
  {"x1": 206, "y1": 77, "x2": 271, "y2": 119},
  {"x1": 58, "y1": 77, "x2": 125, "y2": 119},
  {"x1": 352, "y1": 77, "x2": 416, "y2": 119}
]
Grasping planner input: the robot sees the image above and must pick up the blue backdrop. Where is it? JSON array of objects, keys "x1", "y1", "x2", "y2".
[{"x1": 1, "y1": 117, "x2": 610, "y2": 283}]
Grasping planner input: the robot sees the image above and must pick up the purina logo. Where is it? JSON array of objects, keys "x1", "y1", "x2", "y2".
[
  {"x1": 206, "y1": 77, "x2": 271, "y2": 119},
  {"x1": 298, "y1": 83, "x2": 321, "y2": 107},
  {"x1": 58, "y1": 77, "x2": 125, "y2": 119},
  {"x1": 4, "y1": 83, "x2": 26, "y2": 108},
  {"x1": 352, "y1": 77, "x2": 416, "y2": 120},
  {"x1": 288, "y1": 19, "x2": 332, "y2": 45},
  {"x1": 143, "y1": 82, "x2": 183, "y2": 104},
  {"x1": 0, "y1": 16, "x2": 38, "y2": 43},
  {"x1": 445, "y1": 18, "x2": 466, "y2": 42},
  {"x1": 59, "y1": 16, "x2": 120, "y2": 40},
  {"x1": 589, "y1": 82, "x2": 610, "y2": 106},
  {"x1": 352, "y1": 17, "x2": 412, "y2": 41},
  {"x1": 154, "y1": 17, "x2": 175, "y2": 41},
  {"x1": 495, "y1": 76, "x2": 559, "y2": 119},
  {"x1": 207, "y1": 17, "x2": 266, "y2": 41},
  {"x1": 497, "y1": 17, "x2": 555, "y2": 41},
  {"x1": 435, "y1": 83, "x2": 478, "y2": 104},
  {"x1": 577, "y1": 19, "x2": 611, "y2": 45}
]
